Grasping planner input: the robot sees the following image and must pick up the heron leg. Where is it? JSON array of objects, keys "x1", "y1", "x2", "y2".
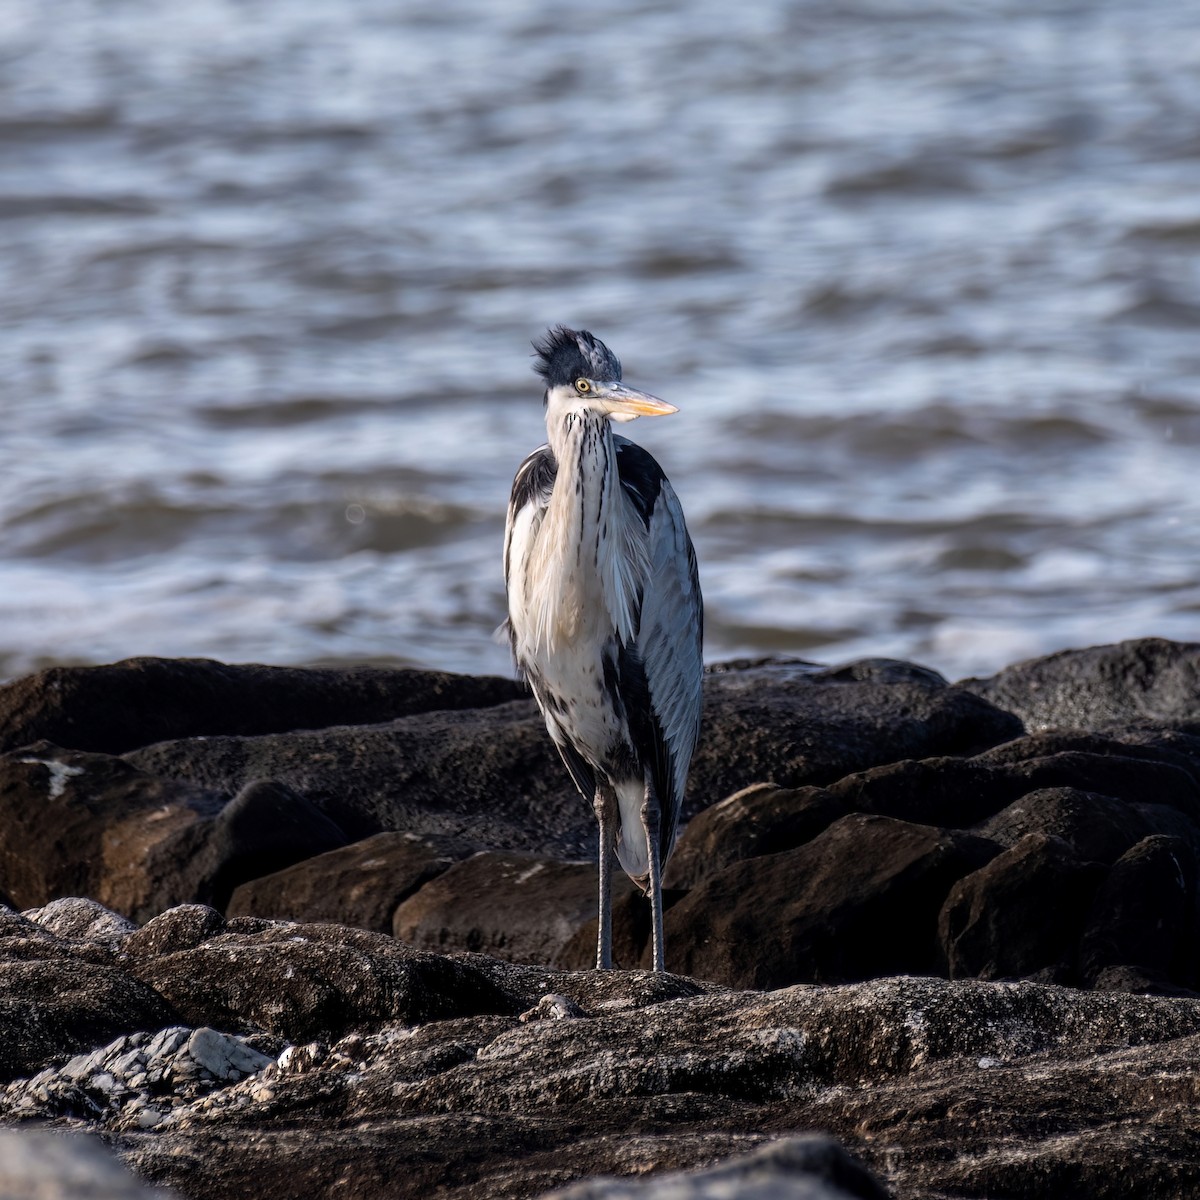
[
  {"x1": 641, "y1": 778, "x2": 665, "y2": 973},
  {"x1": 593, "y1": 782, "x2": 617, "y2": 970}
]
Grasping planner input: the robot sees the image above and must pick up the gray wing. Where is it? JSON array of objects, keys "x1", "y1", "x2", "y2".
[{"x1": 614, "y1": 437, "x2": 704, "y2": 861}]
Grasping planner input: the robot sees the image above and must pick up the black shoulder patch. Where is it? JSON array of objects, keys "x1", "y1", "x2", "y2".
[
  {"x1": 509, "y1": 445, "x2": 557, "y2": 515},
  {"x1": 613, "y1": 436, "x2": 666, "y2": 529}
]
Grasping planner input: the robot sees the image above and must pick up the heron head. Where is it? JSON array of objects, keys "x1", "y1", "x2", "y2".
[{"x1": 533, "y1": 326, "x2": 676, "y2": 424}]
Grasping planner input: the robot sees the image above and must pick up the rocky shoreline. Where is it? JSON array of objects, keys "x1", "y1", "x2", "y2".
[{"x1": 2, "y1": 638, "x2": 1200, "y2": 1197}]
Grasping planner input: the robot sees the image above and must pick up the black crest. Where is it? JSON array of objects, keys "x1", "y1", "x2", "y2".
[{"x1": 532, "y1": 326, "x2": 622, "y2": 388}]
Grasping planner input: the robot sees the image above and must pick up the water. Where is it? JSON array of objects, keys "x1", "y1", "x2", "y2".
[{"x1": 3, "y1": 0, "x2": 1199, "y2": 683}]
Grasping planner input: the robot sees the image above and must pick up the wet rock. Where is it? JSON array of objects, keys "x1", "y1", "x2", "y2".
[
  {"x1": 0, "y1": 1129, "x2": 176, "y2": 1198},
  {"x1": 962, "y1": 637, "x2": 1200, "y2": 731},
  {"x1": 940, "y1": 833, "x2": 1106, "y2": 983},
  {"x1": 540, "y1": 1135, "x2": 889, "y2": 1200},
  {"x1": 664, "y1": 783, "x2": 849, "y2": 889},
  {"x1": 392, "y1": 851, "x2": 637, "y2": 967},
  {"x1": 0, "y1": 655, "x2": 526, "y2": 755},
  {"x1": 229, "y1": 831, "x2": 476, "y2": 932},
  {"x1": 1081, "y1": 836, "x2": 1200, "y2": 992},
  {"x1": 664, "y1": 814, "x2": 998, "y2": 987}
]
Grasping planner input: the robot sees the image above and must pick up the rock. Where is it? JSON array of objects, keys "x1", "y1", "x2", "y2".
[
  {"x1": 185, "y1": 778, "x2": 350, "y2": 912},
  {"x1": 110, "y1": 974, "x2": 1200, "y2": 1199},
  {"x1": 393, "y1": 854, "x2": 648, "y2": 964},
  {"x1": 228, "y1": 832, "x2": 477, "y2": 932},
  {"x1": 2, "y1": 917, "x2": 1200, "y2": 1198},
  {"x1": 393, "y1": 851, "x2": 638, "y2": 967},
  {"x1": 0, "y1": 1025, "x2": 273, "y2": 1127},
  {"x1": 1080, "y1": 836, "x2": 1200, "y2": 992},
  {"x1": 0, "y1": 1129, "x2": 177, "y2": 1197},
  {"x1": 962, "y1": 637, "x2": 1200, "y2": 731},
  {"x1": 22, "y1": 897, "x2": 138, "y2": 943},
  {"x1": 0, "y1": 944, "x2": 178, "y2": 1083},
  {"x1": 978, "y1": 787, "x2": 1153, "y2": 865},
  {"x1": 0, "y1": 744, "x2": 223, "y2": 920},
  {"x1": 122, "y1": 905, "x2": 226, "y2": 957},
  {"x1": 939, "y1": 833, "x2": 1107, "y2": 983},
  {"x1": 124, "y1": 917, "x2": 557, "y2": 1042},
  {"x1": 663, "y1": 814, "x2": 998, "y2": 987},
  {"x1": 0, "y1": 656, "x2": 526, "y2": 756},
  {"x1": 0, "y1": 750, "x2": 351, "y2": 922},
  {"x1": 539, "y1": 1135, "x2": 889, "y2": 1199},
  {"x1": 122, "y1": 658, "x2": 1022, "y2": 863},
  {"x1": 665, "y1": 784, "x2": 850, "y2": 889}
]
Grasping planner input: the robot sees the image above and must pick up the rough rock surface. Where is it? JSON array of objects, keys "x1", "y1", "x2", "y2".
[
  {"x1": 962, "y1": 637, "x2": 1200, "y2": 731},
  {"x1": 4, "y1": 908, "x2": 1200, "y2": 1198},
  {"x1": 4, "y1": 640, "x2": 1200, "y2": 1194},
  {"x1": 0, "y1": 656, "x2": 526, "y2": 755}
]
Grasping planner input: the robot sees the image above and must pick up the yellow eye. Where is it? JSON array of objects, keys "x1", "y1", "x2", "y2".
[{"x1": 575, "y1": 378, "x2": 591, "y2": 393}]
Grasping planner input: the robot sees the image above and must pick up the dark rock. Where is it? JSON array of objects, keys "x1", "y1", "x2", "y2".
[
  {"x1": 665, "y1": 783, "x2": 850, "y2": 889},
  {"x1": 664, "y1": 814, "x2": 999, "y2": 987},
  {"x1": 393, "y1": 851, "x2": 637, "y2": 967},
  {"x1": 228, "y1": 832, "x2": 476, "y2": 932},
  {"x1": 0, "y1": 744, "x2": 222, "y2": 920},
  {"x1": 979, "y1": 787, "x2": 1153, "y2": 865},
  {"x1": 962, "y1": 637, "x2": 1200, "y2": 731},
  {"x1": 0, "y1": 749, "x2": 348, "y2": 923},
  {"x1": 187, "y1": 779, "x2": 349, "y2": 912},
  {"x1": 1081, "y1": 836, "x2": 1200, "y2": 991},
  {"x1": 691, "y1": 660, "x2": 1023, "y2": 804},
  {"x1": 541, "y1": 1135, "x2": 890, "y2": 1200},
  {"x1": 0, "y1": 656, "x2": 526, "y2": 756},
  {"x1": 122, "y1": 905, "x2": 227, "y2": 958},
  {"x1": 123, "y1": 659, "x2": 1022, "y2": 866},
  {"x1": 113, "y1": 973, "x2": 1200, "y2": 1200},
  {"x1": 0, "y1": 944, "x2": 178, "y2": 1083},
  {"x1": 125, "y1": 920, "x2": 511, "y2": 1042},
  {"x1": 940, "y1": 833, "x2": 1107, "y2": 982}
]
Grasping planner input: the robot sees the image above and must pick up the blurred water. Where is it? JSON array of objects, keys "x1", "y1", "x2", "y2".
[{"x1": 2, "y1": 0, "x2": 1199, "y2": 682}]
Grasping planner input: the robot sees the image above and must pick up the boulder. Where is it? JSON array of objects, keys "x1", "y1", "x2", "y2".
[
  {"x1": 939, "y1": 833, "x2": 1106, "y2": 983},
  {"x1": 961, "y1": 638, "x2": 1200, "y2": 731},
  {"x1": 123, "y1": 659, "x2": 1022, "y2": 862},
  {"x1": 1080, "y1": 835, "x2": 1200, "y2": 992},
  {"x1": 0, "y1": 656, "x2": 526, "y2": 755},
  {"x1": 665, "y1": 783, "x2": 849, "y2": 889},
  {"x1": 663, "y1": 814, "x2": 998, "y2": 987},
  {"x1": 0, "y1": 939, "x2": 178, "y2": 1083},
  {"x1": 979, "y1": 787, "x2": 1153, "y2": 864},
  {"x1": 393, "y1": 850, "x2": 637, "y2": 967},
  {"x1": 228, "y1": 831, "x2": 476, "y2": 931},
  {"x1": 0, "y1": 749, "x2": 347, "y2": 921}
]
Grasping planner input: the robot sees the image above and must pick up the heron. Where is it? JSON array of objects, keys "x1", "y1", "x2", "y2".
[{"x1": 503, "y1": 326, "x2": 703, "y2": 972}]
